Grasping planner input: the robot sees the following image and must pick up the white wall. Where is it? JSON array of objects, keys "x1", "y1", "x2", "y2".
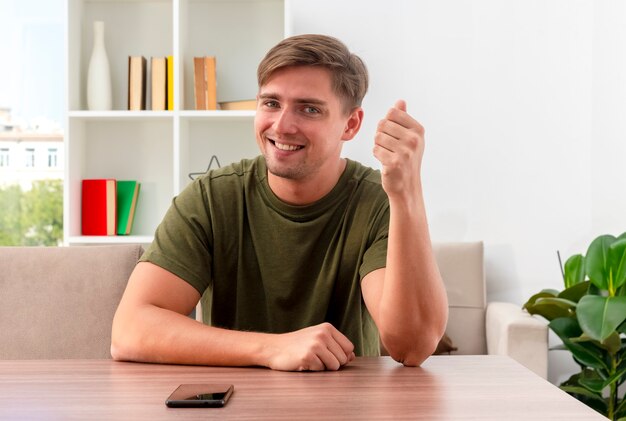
[{"x1": 289, "y1": 0, "x2": 626, "y2": 383}]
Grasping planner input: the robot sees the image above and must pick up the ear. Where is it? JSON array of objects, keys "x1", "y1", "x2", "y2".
[{"x1": 341, "y1": 107, "x2": 364, "y2": 141}]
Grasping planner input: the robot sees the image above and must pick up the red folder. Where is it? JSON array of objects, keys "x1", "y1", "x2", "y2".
[{"x1": 81, "y1": 179, "x2": 117, "y2": 235}]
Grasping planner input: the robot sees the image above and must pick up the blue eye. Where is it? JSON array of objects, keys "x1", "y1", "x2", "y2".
[{"x1": 303, "y1": 106, "x2": 320, "y2": 114}]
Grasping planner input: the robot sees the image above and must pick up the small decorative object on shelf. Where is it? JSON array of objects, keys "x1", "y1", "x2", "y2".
[
  {"x1": 86, "y1": 21, "x2": 113, "y2": 111},
  {"x1": 219, "y1": 99, "x2": 257, "y2": 111},
  {"x1": 188, "y1": 155, "x2": 221, "y2": 180}
]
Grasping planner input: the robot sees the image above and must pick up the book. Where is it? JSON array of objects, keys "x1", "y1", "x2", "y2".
[
  {"x1": 116, "y1": 180, "x2": 141, "y2": 235},
  {"x1": 151, "y1": 57, "x2": 167, "y2": 111},
  {"x1": 193, "y1": 57, "x2": 207, "y2": 110},
  {"x1": 219, "y1": 99, "x2": 257, "y2": 111},
  {"x1": 81, "y1": 179, "x2": 116, "y2": 236},
  {"x1": 128, "y1": 56, "x2": 147, "y2": 110},
  {"x1": 193, "y1": 56, "x2": 217, "y2": 110},
  {"x1": 167, "y1": 55, "x2": 174, "y2": 110},
  {"x1": 204, "y1": 56, "x2": 217, "y2": 110}
]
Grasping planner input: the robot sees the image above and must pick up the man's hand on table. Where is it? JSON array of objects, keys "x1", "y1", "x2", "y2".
[{"x1": 260, "y1": 323, "x2": 355, "y2": 371}]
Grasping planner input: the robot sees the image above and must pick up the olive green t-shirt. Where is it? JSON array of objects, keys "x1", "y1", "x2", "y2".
[{"x1": 141, "y1": 156, "x2": 389, "y2": 356}]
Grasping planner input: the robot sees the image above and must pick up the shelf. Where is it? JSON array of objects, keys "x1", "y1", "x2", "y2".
[
  {"x1": 67, "y1": 235, "x2": 154, "y2": 245},
  {"x1": 179, "y1": 110, "x2": 255, "y2": 120},
  {"x1": 65, "y1": 0, "x2": 285, "y2": 246},
  {"x1": 69, "y1": 110, "x2": 255, "y2": 120},
  {"x1": 68, "y1": 110, "x2": 173, "y2": 121}
]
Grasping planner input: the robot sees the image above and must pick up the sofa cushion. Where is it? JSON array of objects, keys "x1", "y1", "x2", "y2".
[{"x1": 0, "y1": 244, "x2": 142, "y2": 359}]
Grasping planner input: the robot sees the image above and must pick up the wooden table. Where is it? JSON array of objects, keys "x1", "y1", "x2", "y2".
[{"x1": 0, "y1": 356, "x2": 604, "y2": 420}]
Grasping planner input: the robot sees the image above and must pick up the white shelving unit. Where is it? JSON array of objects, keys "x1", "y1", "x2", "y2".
[{"x1": 64, "y1": 0, "x2": 287, "y2": 245}]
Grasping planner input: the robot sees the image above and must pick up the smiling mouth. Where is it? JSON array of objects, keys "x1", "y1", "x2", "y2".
[{"x1": 270, "y1": 139, "x2": 304, "y2": 152}]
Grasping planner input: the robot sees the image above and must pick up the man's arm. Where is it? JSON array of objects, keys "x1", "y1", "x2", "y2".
[
  {"x1": 111, "y1": 261, "x2": 355, "y2": 371},
  {"x1": 362, "y1": 100, "x2": 448, "y2": 366}
]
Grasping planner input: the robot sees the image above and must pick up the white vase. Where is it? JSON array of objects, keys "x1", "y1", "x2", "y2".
[{"x1": 86, "y1": 21, "x2": 112, "y2": 110}]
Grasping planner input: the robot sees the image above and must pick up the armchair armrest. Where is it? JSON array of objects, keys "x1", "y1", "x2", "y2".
[{"x1": 486, "y1": 302, "x2": 548, "y2": 378}]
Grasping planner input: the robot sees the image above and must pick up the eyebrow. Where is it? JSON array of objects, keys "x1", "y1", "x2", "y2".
[{"x1": 258, "y1": 93, "x2": 328, "y2": 107}]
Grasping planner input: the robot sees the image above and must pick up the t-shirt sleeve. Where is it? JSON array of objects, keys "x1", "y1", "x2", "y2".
[
  {"x1": 358, "y1": 203, "x2": 389, "y2": 280},
  {"x1": 140, "y1": 178, "x2": 213, "y2": 295}
]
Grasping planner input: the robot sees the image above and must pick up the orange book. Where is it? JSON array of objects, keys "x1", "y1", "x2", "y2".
[
  {"x1": 193, "y1": 56, "x2": 217, "y2": 110},
  {"x1": 204, "y1": 56, "x2": 217, "y2": 110},
  {"x1": 193, "y1": 57, "x2": 207, "y2": 110},
  {"x1": 81, "y1": 179, "x2": 116, "y2": 236}
]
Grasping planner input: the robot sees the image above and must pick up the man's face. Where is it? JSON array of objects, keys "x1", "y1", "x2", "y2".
[{"x1": 255, "y1": 66, "x2": 358, "y2": 181}]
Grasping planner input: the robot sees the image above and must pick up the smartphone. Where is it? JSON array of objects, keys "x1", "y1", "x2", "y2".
[{"x1": 165, "y1": 384, "x2": 234, "y2": 408}]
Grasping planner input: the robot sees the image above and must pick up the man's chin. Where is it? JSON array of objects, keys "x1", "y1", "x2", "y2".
[{"x1": 266, "y1": 161, "x2": 306, "y2": 181}]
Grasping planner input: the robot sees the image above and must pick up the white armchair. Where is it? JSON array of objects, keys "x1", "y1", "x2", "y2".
[{"x1": 433, "y1": 242, "x2": 548, "y2": 378}]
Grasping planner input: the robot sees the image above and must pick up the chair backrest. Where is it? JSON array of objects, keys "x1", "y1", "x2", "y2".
[
  {"x1": 0, "y1": 244, "x2": 143, "y2": 359},
  {"x1": 433, "y1": 241, "x2": 486, "y2": 355}
]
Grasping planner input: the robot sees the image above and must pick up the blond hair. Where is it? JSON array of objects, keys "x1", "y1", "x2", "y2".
[{"x1": 257, "y1": 34, "x2": 368, "y2": 113}]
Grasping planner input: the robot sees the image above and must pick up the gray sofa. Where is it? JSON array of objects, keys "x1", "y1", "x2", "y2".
[
  {"x1": 0, "y1": 244, "x2": 143, "y2": 359},
  {"x1": 0, "y1": 242, "x2": 548, "y2": 378}
]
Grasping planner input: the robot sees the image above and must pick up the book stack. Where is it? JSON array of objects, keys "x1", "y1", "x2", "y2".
[
  {"x1": 193, "y1": 56, "x2": 217, "y2": 110},
  {"x1": 128, "y1": 55, "x2": 173, "y2": 111},
  {"x1": 82, "y1": 179, "x2": 141, "y2": 236}
]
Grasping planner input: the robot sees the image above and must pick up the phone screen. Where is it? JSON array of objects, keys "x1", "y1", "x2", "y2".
[{"x1": 165, "y1": 384, "x2": 234, "y2": 408}]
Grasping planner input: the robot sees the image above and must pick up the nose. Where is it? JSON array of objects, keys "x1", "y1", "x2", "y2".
[{"x1": 273, "y1": 108, "x2": 297, "y2": 135}]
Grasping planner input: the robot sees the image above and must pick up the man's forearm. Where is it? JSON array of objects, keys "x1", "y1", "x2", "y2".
[
  {"x1": 111, "y1": 304, "x2": 355, "y2": 371},
  {"x1": 111, "y1": 304, "x2": 268, "y2": 367},
  {"x1": 376, "y1": 194, "x2": 448, "y2": 365}
]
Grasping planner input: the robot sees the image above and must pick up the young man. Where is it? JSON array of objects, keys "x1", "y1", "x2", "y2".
[{"x1": 111, "y1": 34, "x2": 448, "y2": 371}]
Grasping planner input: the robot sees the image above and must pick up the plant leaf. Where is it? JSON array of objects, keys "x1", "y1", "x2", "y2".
[
  {"x1": 580, "y1": 366, "x2": 626, "y2": 393},
  {"x1": 578, "y1": 375, "x2": 605, "y2": 393},
  {"x1": 558, "y1": 281, "x2": 590, "y2": 303},
  {"x1": 601, "y1": 332, "x2": 622, "y2": 355},
  {"x1": 571, "y1": 332, "x2": 623, "y2": 355},
  {"x1": 523, "y1": 290, "x2": 559, "y2": 308},
  {"x1": 537, "y1": 297, "x2": 577, "y2": 309},
  {"x1": 586, "y1": 234, "x2": 616, "y2": 290},
  {"x1": 577, "y1": 295, "x2": 626, "y2": 342},
  {"x1": 559, "y1": 371, "x2": 610, "y2": 415},
  {"x1": 549, "y1": 317, "x2": 608, "y2": 371},
  {"x1": 525, "y1": 299, "x2": 573, "y2": 321},
  {"x1": 609, "y1": 239, "x2": 626, "y2": 290},
  {"x1": 564, "y1": 254, "x2": 585, "y2": 289},
  {"x1": 560, "y1": 385, "x2": 604, "y2": 402}
]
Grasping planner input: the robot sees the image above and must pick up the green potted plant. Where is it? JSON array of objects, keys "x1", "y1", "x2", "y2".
[{"x1": 523, "y1": 232, "x2": 626, "y2": 420}]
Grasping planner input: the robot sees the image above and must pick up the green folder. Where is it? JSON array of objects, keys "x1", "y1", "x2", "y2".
[{"x1": 116, "y1": 181, "x2": 140, "y2": 235}]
